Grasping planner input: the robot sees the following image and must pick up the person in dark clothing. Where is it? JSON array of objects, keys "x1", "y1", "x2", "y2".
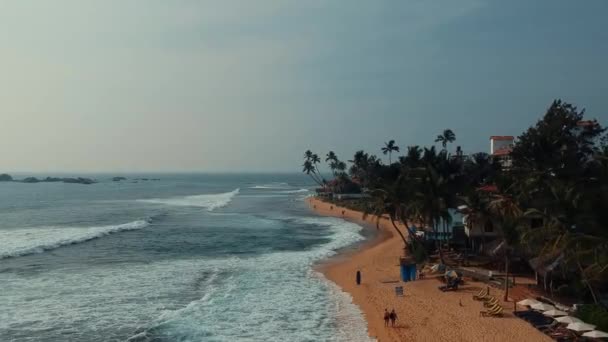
[
  {"x1": 383, "y1": 309, "x2": 390, "y2": 327},
  {"x1": 356, "y1": 270, "x2": 361, "y2": 285},
  {"x1": 389, "y1": 309, "x2": 397, "y2": 327}
]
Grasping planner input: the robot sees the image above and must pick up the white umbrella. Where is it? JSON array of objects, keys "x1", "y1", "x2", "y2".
[
  {"x1": 517, "y1": 299, "x2": 540, "y2": 307},
  {"x1": 582, "y1": 330, "x2": 608, "y2": 338},
  {"x1": 543, "y1": 309, "x2": 568, "y2": 317},
  {"x1": 531, "y1": 303, "x2": 555, "y2": 311},
  {"x1": 566, "y1": 322, "x2": 597, "y2": 332},
  {"x1": 555, "y1": 316, "x2": 582, "y2": 324}
]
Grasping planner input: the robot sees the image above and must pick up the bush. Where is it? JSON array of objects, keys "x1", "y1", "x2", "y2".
[{"x1": 575, "y1": 304, "x2": 608, "y2": 331}]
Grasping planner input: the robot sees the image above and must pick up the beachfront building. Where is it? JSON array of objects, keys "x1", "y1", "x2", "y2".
[
  {"x1": 419, "y1": 209, "x2": 465, "y2": 243},
  {"x1": 490, "y1": 136, "x2": 514, "y2": 169},
  {"x1": 462, "y1": 214, "x2": 503, "y2": 255}
]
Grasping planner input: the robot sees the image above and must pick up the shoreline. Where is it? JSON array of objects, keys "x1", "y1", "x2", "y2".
[{"x1": 308, "y1": 197, "x2": 552, "y2": 342}]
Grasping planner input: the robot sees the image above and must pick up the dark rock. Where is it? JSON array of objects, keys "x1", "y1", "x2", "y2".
[
  {"x1": 112, "y1": 177, "x2": 127, "y2": 182},
  {"x1": 22, "y1": 177, "x2": 40, "y2": 183},
  {"x1": 62, "y1": 177, "x2": 96, "y2": 185},
  {"x1": 0, "y1": 173, "x2": 13, "y2": 181}
]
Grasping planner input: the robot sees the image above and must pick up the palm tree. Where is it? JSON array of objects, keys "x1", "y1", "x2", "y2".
[
  {"x1": 417, "y1": 164, "x2": 453, "y2": 264},
  {"x1": 488, "y1": 195, "x2": 522, "y2": 301},
  {"x1": 382, "y1": 140, "x2": 400, "y2": 165},
  {"x1": 302, "y1": 150, "x2": 325, "y2": 186},
  {"x1": 400, "y1": 145, "x2": 422, "y2": 168},
  {"x1": 326, "y1": 151, "x2": 338, "y2": 176},
  {"x1": 435, "y1": 129, "x2": 456, "y2": 149},
  {"x1": 364, "y1": 181, "x2": 425, "y2": 258},
  {"x1": 326, "y1": 151, "x2": 338, "y2": 164}
]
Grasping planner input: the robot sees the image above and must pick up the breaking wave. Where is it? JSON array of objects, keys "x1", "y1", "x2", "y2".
[
  {"x1": 125, "y1": 215, "x2": 372, "y2": 342},
  {"x1": 279, "y1": 189, "x2": 309, "y2": 194},
  {"x1": 138, "y1": 189, "x2": 239, "y2": 211},
  {"x1": 0, "y1": 220, "x2": 150, "y2": 259},
  {"x1": 249, "y1": 183, "x2": 289, "y2": 189}
]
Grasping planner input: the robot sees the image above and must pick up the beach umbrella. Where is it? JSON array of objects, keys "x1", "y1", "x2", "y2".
[
  {"x1": 555, "y1": 316, "x2": 582, "y2": 324},
  {"x1": 531, "y1": 303, "x2": 555, "y2": 311},
  {"x1": 543, "y1": 310, "x2": 568, "y2": 317},
  {"x1": 582, "y1": 330, "x2": 608, "y2": 338},
  {"x1": 566, "y1": 322, "x2": 596, "y2": 332},
  {"x1": 517, "y1": 299, "x2": 540, "y2": 307}
]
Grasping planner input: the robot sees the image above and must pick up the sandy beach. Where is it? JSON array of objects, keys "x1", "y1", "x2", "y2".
[{"x1": 310, "y1": 197, "x2": 552, "y2": 342}]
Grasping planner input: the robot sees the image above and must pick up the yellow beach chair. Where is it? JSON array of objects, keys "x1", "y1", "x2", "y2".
[
  {"x1": 484, "y1": 297, "x2": 499, "y2": 308},
  {"x1": 480, "y1": 305, "x2": 504, "y2": 317},
  {"x1": 473, "y1": 288, "x2": 488, "y2": 301}
]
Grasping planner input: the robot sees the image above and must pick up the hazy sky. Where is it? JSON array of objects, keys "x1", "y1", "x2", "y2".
[{"x1": 1, "y1": 0, "x2": 607, "y2": 172}]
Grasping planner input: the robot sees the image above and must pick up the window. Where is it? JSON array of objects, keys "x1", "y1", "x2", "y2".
[{"x1": 484, "y1": 220, "x2": 494, "y2": 233}]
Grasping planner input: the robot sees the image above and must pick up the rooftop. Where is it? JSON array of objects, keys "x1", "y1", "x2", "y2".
[
  {"x1": 490, "y1": 136, "x2": 515, "y2": 141},
  {"x1": 576, "y1": 120, "x2": 598, "y2": 127}
]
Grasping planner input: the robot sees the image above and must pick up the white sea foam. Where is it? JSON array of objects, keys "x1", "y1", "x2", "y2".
[
  {"x1": 0, "y1": 214, "x2": 372, "y2": 341},
  {"x1": 0, "y1": 220, "x2": 150, "y2": 259},
  {"x1": 249, "y1": 182, "x2": 289, "y2": 189},
  {"x1": 138, "y1": 188, "x2": 239, "y2": 211},
  {"x1": 123, "y1": 216, "x2": 373, "y2": 342},
  {"x1": 279, "y1": 188, "x2": 309, "y2": 194}
]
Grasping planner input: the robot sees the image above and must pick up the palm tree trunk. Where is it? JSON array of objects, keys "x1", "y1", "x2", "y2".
[
  {"x1": 389, "y1": 217, "x2": 408, "y2": 255},
  {"x1": 504, "y1": 254, "x2": 510, "y2": 301},
  {"x1": 576, "y1": 258, "x2": 599, "y2": 304},
  {"x1": 435, "y1": 223, "x2": 445, "y2": 264}
]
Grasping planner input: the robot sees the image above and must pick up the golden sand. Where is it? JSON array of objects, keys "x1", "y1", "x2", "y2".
[{"x1": 309, "y1": 197, "x2": 551, "y2": 342}]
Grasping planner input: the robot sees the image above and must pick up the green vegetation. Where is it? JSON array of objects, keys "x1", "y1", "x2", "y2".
[
  {"x1": 303, "y1": 99, "x2": 608, "y2": 304},
  {"x1": 575, "y1": 304, "x2": 608, "y2": 331}
]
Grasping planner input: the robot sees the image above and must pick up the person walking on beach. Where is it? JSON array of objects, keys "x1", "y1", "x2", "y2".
[
  {"x1": 389, "y1": 309, "x2": 398, "y2": 327},
  {"x1": 356, "y1": 270, "x2": 361, "y2": 285},
  {"x1": 383, "y1": 309, "x2": 390, "y2": 327}
]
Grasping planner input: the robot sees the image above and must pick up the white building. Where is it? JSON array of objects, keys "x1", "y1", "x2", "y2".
[{"x1": 490, "y1": 136, "x2": 515, "y2": 169}]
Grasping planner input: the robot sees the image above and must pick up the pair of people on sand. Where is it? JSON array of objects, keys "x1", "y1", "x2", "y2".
[{"x1": 383, "y1": 309, "x2": 398, "y2": 327}]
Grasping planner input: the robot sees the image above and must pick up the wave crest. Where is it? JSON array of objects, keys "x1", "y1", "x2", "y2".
[
  {"x1": 138, "y1": 189, "x2": 239, "y2": 211},
  {"x1": 249, "y1": 183, "x2": 289, "y2": 189},
  {"x1": 0, "y1": 220, "x2": 150, "y2": 259}
]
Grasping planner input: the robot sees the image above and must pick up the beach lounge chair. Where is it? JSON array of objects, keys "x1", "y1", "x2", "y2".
[
  {"x1": 484, "y1": 297, "x2": 499, "y2": 308},
  {"x1": 473, "y1": 288, "x2": 488, "y2": 301},
  {"x1": 481, "y1": 305, "x2": 504, "y2": 317},
  {"x1": 473, "y1": 288, "x2": 485, "y2": 297}
]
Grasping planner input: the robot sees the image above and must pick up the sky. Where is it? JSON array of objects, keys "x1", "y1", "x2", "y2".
[{"x1": 1, "y1": 0, "x2": 607, "y2": 173}]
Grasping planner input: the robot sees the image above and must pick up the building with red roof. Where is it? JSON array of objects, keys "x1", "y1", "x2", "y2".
[{"x1": 490, "y1": 135, "x2": 514, "y2": 169}]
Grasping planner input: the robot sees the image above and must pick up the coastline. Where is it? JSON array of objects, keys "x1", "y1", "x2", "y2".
[{"x1": 308, "y1": 197, "x2": 552, "y2": 342}]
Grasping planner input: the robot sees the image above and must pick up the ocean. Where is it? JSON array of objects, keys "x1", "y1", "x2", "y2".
[{"x1": 0, "y1": 174, "x2": 372, "y2": 342}]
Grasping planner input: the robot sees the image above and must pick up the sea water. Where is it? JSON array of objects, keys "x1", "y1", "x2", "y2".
[{"x1": 0, "y1": 174, "x2": 373, "y2": 342}]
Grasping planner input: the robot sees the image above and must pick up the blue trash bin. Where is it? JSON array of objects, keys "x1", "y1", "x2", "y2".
[{"x1": 400, "y1": 264, "x2": 409, "y2": 282}]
